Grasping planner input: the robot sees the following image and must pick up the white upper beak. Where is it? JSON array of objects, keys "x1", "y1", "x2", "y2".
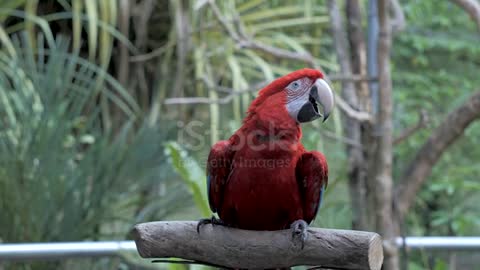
[{"x1": 312, "y1": 78, "x2": 334, "y2": 122}]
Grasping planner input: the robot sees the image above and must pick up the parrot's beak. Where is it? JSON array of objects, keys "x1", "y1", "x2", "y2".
[
  {"x1": 310, "y1": 78, "x2": 334, "y2": 122},
  {"x1": 296, "y1": 78, "x2": 334, "y2": 123}
]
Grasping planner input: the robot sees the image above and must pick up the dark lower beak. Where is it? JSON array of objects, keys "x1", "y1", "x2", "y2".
[
  {"x1": 297, "y1": 79, "x2": 334, "y2": 123},
  {"x1": 297, "y1": 96, "x2": 321, "y2": 123}
]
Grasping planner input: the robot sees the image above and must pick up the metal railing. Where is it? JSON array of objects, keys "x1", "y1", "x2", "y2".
[
  {"x1": 0, "y1": 241, "x2": 137, "y2": 261},
  {"x1": 1, "y1": 237, "x2": 480, "y2": 261},
  {"x1": 395, "y1": 237, "x2": 480, "y2": 250}
]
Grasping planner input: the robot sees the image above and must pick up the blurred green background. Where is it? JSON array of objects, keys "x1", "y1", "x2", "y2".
[{"x1": 0, "y1": 0, "x2": 479, "y2": 270}]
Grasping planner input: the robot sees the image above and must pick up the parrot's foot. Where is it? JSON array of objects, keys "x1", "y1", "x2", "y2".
[
  {"x1": 196, "y1": 216, "x2": 225, "y2": 233},
  {"x1": 290, "y1": 219, "x2": 309, "y2": 249}
]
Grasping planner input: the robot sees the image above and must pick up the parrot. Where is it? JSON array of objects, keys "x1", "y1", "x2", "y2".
[{"x1": 198, "y1": 68, "x2": 334, "y2": 246}]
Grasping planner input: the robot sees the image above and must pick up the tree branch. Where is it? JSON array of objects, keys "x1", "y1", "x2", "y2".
[
  {"x1": 164, "y1": 80, "x2": 267, "y2": 105},
  {"x1": 395, "y1": 91, "x2": 480, "y2": 219},
  {"x1": 163, "y1": 75, "x2": 376, "y2": 105},
  {"x1": 167, "y1": 93, "x2": 371, "y2": 121},
  {"x1": 205, "y1": 0, "x2": 371, "y2": 122},
  {"x1": 320, "y1": 129, "x2": 364, "y2": 148},
  {"x1": 393, "y1": 110, "x2": 429, "y2": 145},
  {"x1": 329, "y1": 74, "x2": 378, "y2": 82},
  {"x1": 116, "y1": 0, "x2": 130, "y2": 86},
  {"x1": 172, "y1": 0, "x2": 189, "y2": 98},
  {"x1": 133, "y1": 221, "x2": 384, "y2": 270},
  {"x1": 390, "y1": 0, "x2": 406, "y2": 33},
  {"x1": 450, "y1": 0, "x2": 480, "y2": 31},
  {"x1": 207, "y1": 0, "x2": 313, "y2": 63}
]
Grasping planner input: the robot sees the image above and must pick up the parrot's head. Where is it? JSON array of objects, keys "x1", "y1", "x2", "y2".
[{"x1": 248, "y1": 68, "x2": 334, "y2": 124}]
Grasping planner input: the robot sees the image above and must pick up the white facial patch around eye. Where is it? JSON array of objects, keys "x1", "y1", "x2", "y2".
[
  {"x1": 285, "y1": 77, "x2": 312, "y2": 121},
  {"x1": 288, "y1": 80, "x2": 301, "y2": 90},
  {"x1": 286, "y1": 95, "x2": 308, "y2": 120},
  {"x1": 286, "y1": 77, "x2": 311, "y2": 99}
]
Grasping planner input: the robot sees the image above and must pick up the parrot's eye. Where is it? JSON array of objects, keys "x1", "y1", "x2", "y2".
[{"x1": 289, "y1": 80, "x2": 301, "y2": 90}]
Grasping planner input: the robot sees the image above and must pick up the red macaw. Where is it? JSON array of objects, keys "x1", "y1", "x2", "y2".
[{"x1": 198, "y1": 68, "x2": 333, "y2": 245}]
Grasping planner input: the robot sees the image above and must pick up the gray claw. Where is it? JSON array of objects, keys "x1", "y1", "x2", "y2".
[
  {"x1": 197, "y1": 216, "x2": 225, "y2": 234},
  {"x1": 290, "y1": 219, "x2": 308, "y2": 249}
]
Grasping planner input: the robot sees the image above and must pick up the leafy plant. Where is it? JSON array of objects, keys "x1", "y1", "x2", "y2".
[
  {"x1": 165, "y1": 141, "x2": 210, "y2": 217},
  {"x1": 0, "y1": 34, "x2": 184, "y2": 269}
]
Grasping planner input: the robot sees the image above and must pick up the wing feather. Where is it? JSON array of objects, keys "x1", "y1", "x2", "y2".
[
  {"x1": 295, "y1": 151, "x2": 329, "y2": 224},
  {"x1": 207, "y1": 140, "x2": 234, "y2": 213}
]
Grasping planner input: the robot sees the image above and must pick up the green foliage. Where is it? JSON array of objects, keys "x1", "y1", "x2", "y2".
[
  {"x1": 165, "y1": 142, "x2": 210, "y2": 217},
  {"x1": 182, "y1": 0, "x2": 339, "y2": 143},
  {"x1": 0, "y1": 34, "x2": 183, "y2": 269},
  {"x1": 0, "y1": 0, "x2": 124, "y2": 61},
  {"x1": 392, "y1": 1, "x2": 480, "y2": 267},
  {"x1": 0, "y1": 1, "x2": 479, "y2": 269}
]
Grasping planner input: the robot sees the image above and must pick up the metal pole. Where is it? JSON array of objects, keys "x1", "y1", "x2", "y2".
[
  {"x1": 396, "y1": 237, "x2": 480, "y2": 250},
  {"x1": 1, "y1": 238, "x2": 480, "y2": 261},
  {"x1": 367, "y1": 0, "x2": 379, "y2": 115},
  {"x1": 0, "y1": 241, "x2": 137, "y2": 261}
]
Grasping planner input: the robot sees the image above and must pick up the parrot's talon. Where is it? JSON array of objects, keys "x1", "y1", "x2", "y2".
[
  {"x1": 290, "y1": 219, "x2": 309, "y2": 249},
  {"x1": 197, "y1": 216, "x2": 225, "y2": 234}
]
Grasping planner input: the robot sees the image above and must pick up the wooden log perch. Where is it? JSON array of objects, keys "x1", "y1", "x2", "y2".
[{"x1": 132, "y1": 221, "x2": 383, "y2": 270}]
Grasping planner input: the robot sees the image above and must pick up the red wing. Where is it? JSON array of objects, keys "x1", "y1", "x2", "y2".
[
  {"x1": 207, "y1": 140, "x2": 234, "y2": 214},
  {"x1": 295, "y1": 151, "x2": 329, "y2": 224}
]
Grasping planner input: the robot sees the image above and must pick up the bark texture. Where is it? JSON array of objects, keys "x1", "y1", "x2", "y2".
[
  {"x1": 325, "y1": 2, "x2": 480, "y2": 270},
  {"x1": 328, "y1": 0, "x2": 370, "y2": 231},
  {"x1": 374, "y1": 1, "x2": 398, "y2": 270},
  {"x1": 133, "y1": 221, "x2": 384, "y2": 270},
  {"x1": 346, "y1": 0, "x2": 375, "y2": 231}
]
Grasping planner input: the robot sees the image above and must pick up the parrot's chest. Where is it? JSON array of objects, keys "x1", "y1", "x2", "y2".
[{"x1": 219, "y1": 146, "x2": 304, "y2": 230}]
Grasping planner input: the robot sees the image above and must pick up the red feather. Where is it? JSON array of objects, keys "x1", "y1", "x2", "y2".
[
  {"x1": 206, "y1": 68, "x2": 328, "y2": 230},
  {"x1": 295, "y1": 151, "x2": 328, "y2": 224}
]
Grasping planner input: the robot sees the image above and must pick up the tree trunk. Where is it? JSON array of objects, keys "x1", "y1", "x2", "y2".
[
  {"x1": 346, "y1": 0, "x2": 375, "y2": 231},
  {"x1": 375, "y1": 1, "x2": 399, "y2": 270},
  {"x1": 327, "y1": 2, "x2": 480, "y2": 270},
  {"x1": 327, "y1": 0, "x2": 370, "y2": 231}
]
